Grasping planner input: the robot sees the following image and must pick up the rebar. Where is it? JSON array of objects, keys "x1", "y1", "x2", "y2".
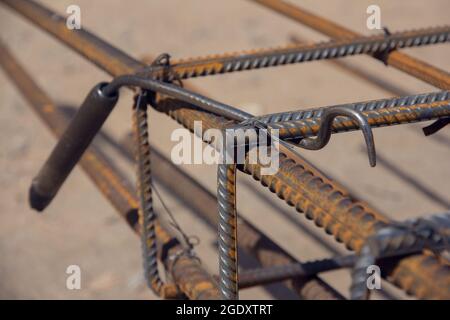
[
  {"x1": 157, "y1": 92, "x2": 450, "y2": 298},
  {"x1": 132, "y1": 91, "x2": 176, "y2": 297},
  {"x1": 258, "y1": 92, "x2": 450, "y2": 141},
  {"x1": 351, "y1": 212, "x2": 450, "y2": 300},
  {"x1": 0, "y1": 41, "x2": 219, "y2": 299},
  {"x1": 2, "y1": 0, "x2": 450, "y2": 300},
  {"x1": 251, "y1": 0, "x2": 450, "y2": 90},
  {"x1": 217, "y1": 163, "x2": 239, "y2": 300},
  {"x1": 239, "y1": 255, "x2": 355, "y2": 289},
  {"x1": 258, "y1": 91, "x2": 450, "y2": 123},
  {"x1": 117, "y1": 132, "x2": 344, "y2": 299},
  {"x1": 136, "y1": 26, "x2": 450, "y2": 81}
]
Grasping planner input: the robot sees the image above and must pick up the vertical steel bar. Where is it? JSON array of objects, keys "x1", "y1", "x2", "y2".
[
  {"x1": 132, "y1": 92, "x2": 174, "y2": 297},
  {"x1": 217, "y1": 163, "x2": 239, "y2": 300},
  {"x1": 118, "y1": 133, "x2": 344, "y2": 299}
]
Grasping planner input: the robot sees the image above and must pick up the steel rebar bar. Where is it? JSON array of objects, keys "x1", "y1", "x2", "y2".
[
  {"x1": 257, "y1": 92, "x2": 450, "y2": 141},
  {"x1": 239, "y1": 255, "x2": 355, "y2": 289},
  {"x1": 118, "y1": 133, "x2": 345, "y2": 300},
  {"x1": 217, "y1": 163, "x2": 239, "y2": 300},
  {"x1": 0, "y1": 41, "x2": 220, "y2": 300},
  {"x1": 251, "y1": 0, "x2": 450, "y2": 89},
  {"x1": 351, "y1": 212, "x2": 450, "y2": 299},
  {"x1": 4, "y1": 0, "x2": 449, "y2": 299},
  {"x1": 136, "y1": 26, "x2": 450, "y2": 81}
]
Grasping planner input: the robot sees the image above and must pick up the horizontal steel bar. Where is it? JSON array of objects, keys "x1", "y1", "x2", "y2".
[
  {"x1": 0, "y1": 41, "x2": 220, "y2": 300},
  {"x1": 239, "y1": 255, "x2": 355, "y2": 289},
  {"x1": 289, "y1": 34, "x2": 410, "y2": 97},
  {"x1": 258, "y1": 91, "x2": 450, "y2": 123},
  {"x1": 136, "y1": 26, "x2": 450, "y2": 80},
  {"x1": 251, "y1": 0, "x2": 450, "y2": 89},
  {"x1": 5, "y1": 0, "x2": 449, "y2": 83},
  {"x1": 4, "y1": 0, "x2": 449, "y2": 299},
  {"x1": 259, "y1": 93, "x2": 450, "y2": 141}
]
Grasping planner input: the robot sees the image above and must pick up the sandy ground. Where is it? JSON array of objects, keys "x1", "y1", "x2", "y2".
[{"x1": 0, "y1": 0, "x2": 449, "y2": 299}]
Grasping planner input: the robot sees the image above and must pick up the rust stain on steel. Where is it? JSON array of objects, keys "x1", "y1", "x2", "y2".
[
  {"x1": 3, "y1": 0, "x2": 449, "y2": 298},
  {"x1": 120, "y1": 133, "x2": 344, "y2": 299},
  {"x1": 157, "y1": 96, "x2": 450, "y2": 299},
  {"x1": 1, "y1": 0, "x2": 140, "y2": 76},
  {"x1": 251, "y1": 0, "x2": 450, "y2": 90},
  {"x1": 274, "y1": 100, "x2": 450, "y2": 140},
  {"x1": 0, "y1": 41, "x2": 219, "y2": 300}
]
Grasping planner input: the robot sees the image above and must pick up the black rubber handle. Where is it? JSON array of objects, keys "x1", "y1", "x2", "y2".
[{"x1": 29, "y1": 82, "x2": 119, "y2": 211}]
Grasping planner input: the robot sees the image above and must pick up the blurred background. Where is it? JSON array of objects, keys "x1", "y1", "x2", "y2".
[{"x1": 0, "y1": 0, "x2": 449, "y2": 299}]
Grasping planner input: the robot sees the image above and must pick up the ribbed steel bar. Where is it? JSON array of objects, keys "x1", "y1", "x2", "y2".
[
  {"x1": 5, "y1": 0, "x2": 449, "y2": 299},
  {"x1": 1, "y1": 0, "x2": 343, "y2": 300},
  {"x1": 4, "y1": 0, "x2": 449, "y2": 82},
  {"x1": 239, "y1": 255, "x2": 355, "y2": 289},
  {"x1": 132, "y1": 92, "x2": 174, "y2": 297},
  {"x1": 136, "y1": 26, "x2": 450, "y2": 81},
  {"x1": 118, "y1": 133, "x2": 345, "y2": 300},
  {"x1": 289, "y1": 34, "x2": 410, "y2": 97},
  {"x1": 217, "y1": 164, "x2": 239, "y2": 300},
  {"x1": 251, "y1": 0, "x2": 450, "y2": 90},
  {"x1": 157, "y1": 96, "x2": 450, "y2": 299},
  {"x1": 258, "y1": 91, "x2": 450, "y2": 123},
  {"x1": 257, "y1": 92, "x2": 450, "y2": 141},
  {"x1": 351, "y1": 212, "x2": 450, "y2": 300},
  {"x1": 0, "y1": 41, "x2": 220, "y2": 300}
]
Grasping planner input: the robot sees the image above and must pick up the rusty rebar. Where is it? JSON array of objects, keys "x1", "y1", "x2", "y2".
[
  {"x1": 157, "y1": 95, "x2": 450, "y2": 299},
  {"x1": 132, "y1": 91, "x2": 177, "y2": 297},
  {"x1": 217, "y1": 163, "x2": 239, "y2": 300},
  {"x1": 251, "y1": 0, "x2": 450, "y2": 90},
  {"x1": 258, "y1": 92, "x2": 450, "y2": 141},
  {"x1": 3, "y1": 0, "x2": 450, "y2": 299},
  {"x1": 351, "y1": 212, "x2": 450, "y2": 300},
  {"x1": 0, "y1": 40, "x2": 220, "y2": 300},
  {"x1": 239, "y1": 255, "x2": 355, "y2": 289},
  {"x1": 118, "y1": 133, "x2": 345, "y2": 300},
  {"x1": 136, "y1": 25, "x2": 450, "y2": 81}
]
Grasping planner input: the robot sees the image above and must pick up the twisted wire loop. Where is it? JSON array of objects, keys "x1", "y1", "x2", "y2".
[
  {"x1": 217, "y1": 160, "x2": 239, "y2": 300},
  {"x1": 149, "y1": 53, "x2": 184, "y2": 88},
  {"x1": 137, "y1": 26, "x2": 450, "y2": 81},
  {"x1": 132, "y1": 91, "x2": 178, "y2": 298},
  {"x1": 350, "y1": 212, "x2": 450, "y2": 300},
  {"x1": 373, "y1": 27, "x2": 395, "y2": 65}
]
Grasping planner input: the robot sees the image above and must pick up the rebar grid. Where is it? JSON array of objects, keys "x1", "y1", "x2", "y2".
[{"x1": 1, "y1": 0, "x2": 450, "y2": 300}]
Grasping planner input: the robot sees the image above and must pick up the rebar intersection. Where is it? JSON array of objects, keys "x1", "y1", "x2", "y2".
[{"x1": 1, "y1": 0, "x2": 450, "y2": 300}]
